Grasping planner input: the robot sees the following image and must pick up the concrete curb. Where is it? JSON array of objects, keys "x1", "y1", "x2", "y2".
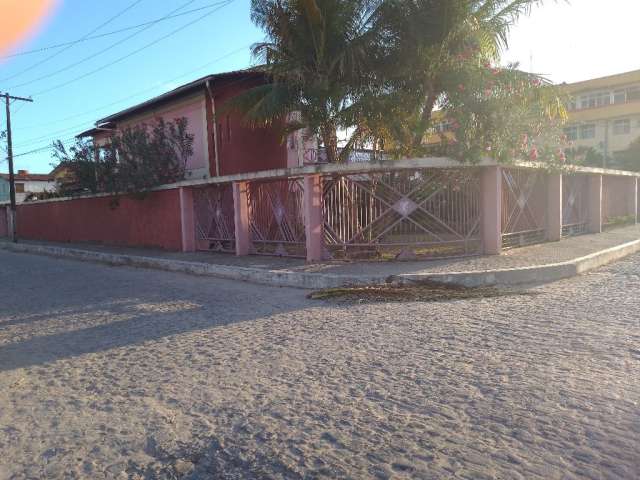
[
  {"x1": 394, "y1": 238, "x2": 640, "y2": 287},
  {"x1": 0, "y1": 242, "x2": 388, "y2": 289},
  {"x1": 1, "y1": 238, "x2": 639, "y2": 290}
]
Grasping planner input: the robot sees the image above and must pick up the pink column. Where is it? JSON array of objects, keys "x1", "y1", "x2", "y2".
[
  {"x1": 233, "y1": 181, "x2": 251, "y2": 256},
  {"x1": 587, "y1": 174, "x2": 603, "y2": 234},
  {"x1": 304, "y1": 174, "x2": 324, "y2": 262},
  {"x1": 179, "y1": 187, "x2": 196, "y2": 252},
  {"x1": 546, "y1": 172, "x2": 563, "y2": 242},
  {"x1": 480, "y1": 166, "x2": 502, "y2": 255}
]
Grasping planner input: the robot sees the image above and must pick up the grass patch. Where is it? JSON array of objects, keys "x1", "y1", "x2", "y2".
[{"x1": 307, "y1": 280, "x2": 539, "y2": 303}]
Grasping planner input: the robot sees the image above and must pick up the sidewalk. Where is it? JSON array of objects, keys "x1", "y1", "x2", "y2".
[{"x1": 2, "y1": 224, "x2": 640, "y2": 289}]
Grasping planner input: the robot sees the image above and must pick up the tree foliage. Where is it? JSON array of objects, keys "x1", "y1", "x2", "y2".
[
  {"x1": 614, "y1": 136, "x2": 640, "y2": 171},
  {"x1": 52, "y1": 117, "x2": 194, "y2": 197},
  {"x1": 232, "y1": 0, "x2": 566, "y2": 164}
]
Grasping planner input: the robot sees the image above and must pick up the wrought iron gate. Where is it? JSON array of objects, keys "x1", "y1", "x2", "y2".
[{"x1": 322, "y1": 169, "x2": 481, "y2": 260}]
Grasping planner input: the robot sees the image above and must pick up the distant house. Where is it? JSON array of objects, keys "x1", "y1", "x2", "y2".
[
  {"x1": 76, "y1": 70, "x2": 316, "y2": 180},
  {"x1": 0, "y1": 176, "x2": 9, "y2": 203},
  {"x1": 0, "y1": 170, "x2": 55, "y2": 203}
]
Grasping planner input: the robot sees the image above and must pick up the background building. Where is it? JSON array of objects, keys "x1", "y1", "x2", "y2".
[
  {"x1": 563, "y1": 70, "x2": 640, "y2": 165},
  {"x1": 0, "y1": 177, "x2": 9, "y2": 203},
  {"x1": 0, "y1": 170, "x2": 55, "y2": 203}
]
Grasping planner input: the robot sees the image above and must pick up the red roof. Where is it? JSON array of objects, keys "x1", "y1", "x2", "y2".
[{"x1": 0, "y1": 173, "x2": 53, "y2": 182}]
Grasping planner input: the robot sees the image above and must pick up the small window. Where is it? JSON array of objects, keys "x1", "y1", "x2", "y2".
[
  {"x1": 627, "y1": 86, "x2": 640, "y2": 101},
  {"x1": 613, "y1": 119, "x2": 631, "y2": 135},
  {"x1": 564, "y1": 126, "x2": 578, "y2": 141},
  {"x1": 579, "y1": 124, "x2": 596, "y2": 139},
  {"x1": 580, "y1": 95, "x2": 593, "y2": 109},
  {"x1": 596, "y1": 92, "x2": 610, "y2": 107},
  {"x1": 614, "y1": 90, "x2": 626, "y2": 104},
  {"x1": 15, "y1": 183, "x2": 25, "y2": 193}
]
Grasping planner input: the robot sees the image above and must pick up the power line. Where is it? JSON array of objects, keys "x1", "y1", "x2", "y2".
[
  {"x1": 5, "y1": 0, "x2": 203, "y2": 88},
  {"x1": 12, "y1": 136, "x2": 76, "y2": 159},
  {"x1": 29, "y1": 0, "x2": 236, "y2": 97},
  {"x1": 13, "y1": 120, "x2": 94, "y2": 149},
  {"x1": 11, "y1": 65, "x2": 258, "y2": 157},
  {"x1": 0, "y1": 1, "x2": 235, "y2": 61},
  {"x1": 12, "y1": 44, "x2": 250, "y2": 144},
  {"x1": 0, "y1": 0, "x2": 145, "y2": 83}
]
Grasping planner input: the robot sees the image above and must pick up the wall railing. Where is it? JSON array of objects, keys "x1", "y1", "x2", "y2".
[{"x1": 4, "y1": 158, "x2": 639, "y2": 261}]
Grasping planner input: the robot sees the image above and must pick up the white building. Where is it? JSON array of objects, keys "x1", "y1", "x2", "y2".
[{"x1": 0, "y1": 170, "x2": 55, "y2": 203}]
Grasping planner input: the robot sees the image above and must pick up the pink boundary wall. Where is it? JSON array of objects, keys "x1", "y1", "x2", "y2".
[
  {"x1": 16, "y1": 190, "x2": 184, "y2": 250},
  {"x1": 7, "y1": 161, "x2": 639, "y2": 257}
]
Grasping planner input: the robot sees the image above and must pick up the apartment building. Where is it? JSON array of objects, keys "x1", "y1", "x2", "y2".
[{"x1": 563, "y1": 70, "x2": 640, "y2": 162}]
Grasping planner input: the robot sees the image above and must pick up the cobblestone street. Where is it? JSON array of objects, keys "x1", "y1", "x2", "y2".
[{"x1": 0, "y1": 250, "x2": 638, "y2": 479}]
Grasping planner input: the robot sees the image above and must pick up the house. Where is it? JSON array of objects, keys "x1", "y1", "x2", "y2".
[
  {"x1": 0, "y1": 170, "x2": 55, "y2": 203},
  {"x1": 563, "y1": 69, "x2": 640, "y2": 161},
  {"x1": 0, "y1": 176, "x2": 9, "y2": 203},
  {"x1": 77, "y1": 70, "x2": 317, "y2": 179}
]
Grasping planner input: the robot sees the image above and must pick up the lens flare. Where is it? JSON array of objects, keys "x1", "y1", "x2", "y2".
[{"x1": 0, "y1": 0, "x2": 59, "y2": 57}]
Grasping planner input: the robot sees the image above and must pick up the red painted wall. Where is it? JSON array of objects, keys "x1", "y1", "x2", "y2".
[
  {"x1": 16, "y1": 190, "x2": 183, "y2": 250},
  {"x1": 214, "y1": 81, "x2": 288, "y2": 176}
]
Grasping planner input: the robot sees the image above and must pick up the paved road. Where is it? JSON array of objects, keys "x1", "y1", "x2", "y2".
[{"x1": 0, "y1": 250, "x2": 638, "y2": 479}]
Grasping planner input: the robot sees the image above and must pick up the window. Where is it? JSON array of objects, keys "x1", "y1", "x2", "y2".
[
  {"x1": 580, "y1": 95, "x2": 593, "y2": 109},
  {"x1": 434, "y1": 120, "x2": 451, "y2": 133},
  {"x1": 15, "y1": 183, "x2": 25, "y2": 193},
  {"x1": 579, "y1": 92, "x2": 610, "y2": 109},
  {"x1": 579, "y1": 124, "x2": 596, "y2": 139},
  {"x1": 613, "y1": 119, "x2": 631, "y2": 135},
  {"x1": 580, "y1": 92, "x2": 611, "y2": 108},
  {"x1": 614, "y1": 90, "x2": 626, "y2": 104},
  {"x1": 564, "y1": 126, "x2": 578, "y2": 141},
  {"x1": 567, "y1": 98, "x2": 577, "y2": 111},
  {"x1": 627, "y1": 86, "x2": 640, "y2": 101},
  {"x1": 598, "y1": 92, "x2": 611, "y2": 107}
]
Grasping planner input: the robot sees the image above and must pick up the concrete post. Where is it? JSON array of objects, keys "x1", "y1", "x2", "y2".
[
  {"x1": 233, "y1": 181, "x2": 251, "y2": 256},
  {"x1": 179, "y1": 187, "x2": 196, "y2": 252},
  {"x1": 546, "y1": 172, "x2": 563, "y2": 242},
  {"x1": 587, "y1": 174, "x2": 603, "y2": 234},
  {"x1": 303, "y1": 174, "x2": 324, "y2": 262},
  {"x1": 628, "y1": 177, "x2": 638, "y2": 223},
  {"x1": 480, "y1": 166, "x2": 502, "y2": 255}
]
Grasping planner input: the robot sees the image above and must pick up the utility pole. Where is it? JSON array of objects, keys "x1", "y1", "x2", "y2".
[{"x1": 3, "y1": 92, "x2": 33, "y2": 242}]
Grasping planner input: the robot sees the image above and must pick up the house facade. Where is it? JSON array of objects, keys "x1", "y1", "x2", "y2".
[
  {"x1": 78, "y1": 70, "x2": 316, "y2": 179},
  {"x1": 563, "y1": 70, "x2": 640, "y2": 162},
  {"x1": 0, "y1": 177, "x2": 9, "y2": 203},
  {"x1": 0, "y1": 170, "x2": 55, "y2": 203}
]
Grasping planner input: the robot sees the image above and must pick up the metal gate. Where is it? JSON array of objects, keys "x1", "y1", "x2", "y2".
[
  {"x1": 322, "y1": 169, "x2": 482, "y2": 260},
  {"x1": 501, "y1": 168, "x2": 547, "y2": 248},
  {"x1": 193, "y1": 184, "x2": 236, "y2": 252}
]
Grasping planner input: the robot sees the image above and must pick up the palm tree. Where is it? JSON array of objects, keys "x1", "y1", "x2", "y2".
[
  {"x1": 370, "y1": 0, "x2": 562, "y2": 151},
  {"x1": 232, "y1": 0, "x2": 563, "y2": 163},
  {"x1": 233, "y1": 0, "x2": 381, "y2": 163}
]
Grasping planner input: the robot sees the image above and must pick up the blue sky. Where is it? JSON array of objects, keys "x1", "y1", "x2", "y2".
[
  {"x1": 1, "y1": 0, "x2": 639, "y2": 173},
  {"x1": 1, "y1": 0, "x2": 262, "y2": 172}
]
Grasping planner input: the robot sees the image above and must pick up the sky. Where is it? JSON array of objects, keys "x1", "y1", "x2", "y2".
[{"x1": 0, "y1": 0, "x2": 639, "y2": 173}]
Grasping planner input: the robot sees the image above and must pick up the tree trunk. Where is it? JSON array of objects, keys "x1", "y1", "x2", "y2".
[
  {"x1": 321, "y1": 123, "x2": 339, "y2": 163},
  {"x1": 412, "y1": 92, "x2": 438, "y2": 148}
]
